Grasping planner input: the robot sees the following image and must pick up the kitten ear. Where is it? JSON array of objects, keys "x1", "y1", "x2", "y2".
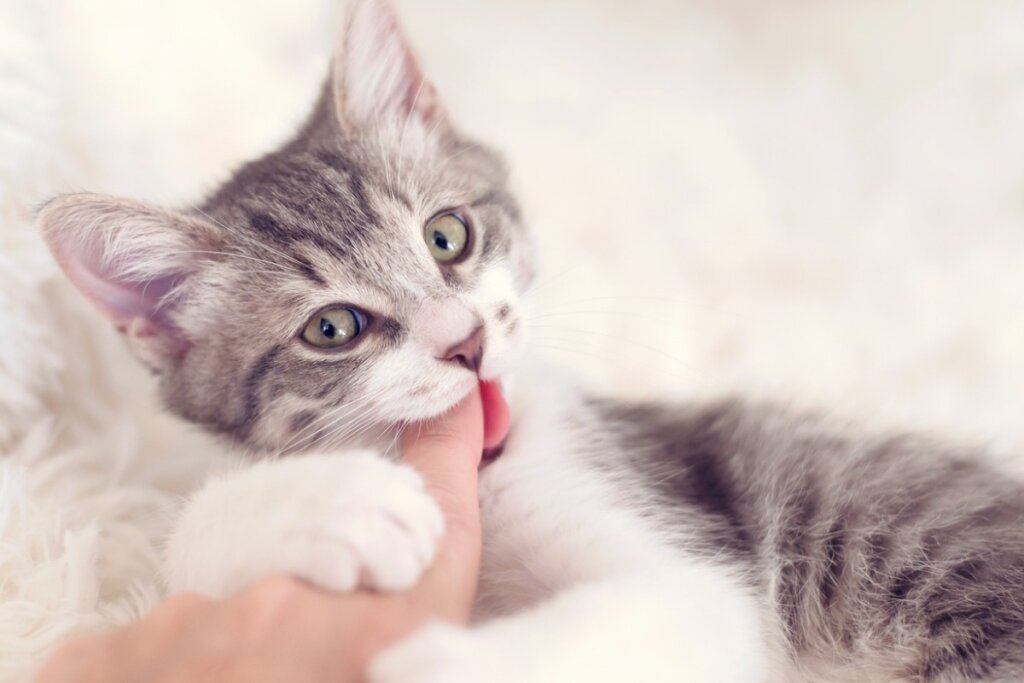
[
  {"x1": 332, "y1": 0, "x2": 448, "y2": 131},
  {"x1": 38, "y1": 194, "x2": 220, "y2": 367}
]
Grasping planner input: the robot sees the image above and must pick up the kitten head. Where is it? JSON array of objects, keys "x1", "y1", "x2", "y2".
[{"x1": 39, "y1": 0, "x2": 535, "y2": 453}]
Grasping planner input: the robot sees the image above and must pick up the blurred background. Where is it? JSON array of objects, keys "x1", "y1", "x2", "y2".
[{"x1": 1, "y1": 0, "x2": 1023, "y2": 675}]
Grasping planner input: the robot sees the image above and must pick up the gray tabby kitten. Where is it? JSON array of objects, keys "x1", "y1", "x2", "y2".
[{"x1": 38, "y1": 1, "x2": 1024, "y2": 681}]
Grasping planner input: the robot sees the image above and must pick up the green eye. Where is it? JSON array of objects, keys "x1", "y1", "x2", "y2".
[
  {"x1": 424, "y1": 213, "x2": 470, "y2": 263},
  {"x1": 301, "y1": 307, "x2": 364, "y2": 349}
]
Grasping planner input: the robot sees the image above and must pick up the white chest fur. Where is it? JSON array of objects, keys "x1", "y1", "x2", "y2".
[
  {"x1": 473, "y1": 364, "x2": 677, "y2": 617},
  {"x1": 377, "y1": 360, "x2": 774, "y2": 681}
]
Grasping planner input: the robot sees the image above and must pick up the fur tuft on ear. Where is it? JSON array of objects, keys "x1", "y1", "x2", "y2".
[
  {"x1": 38, "y1": 194, "x2": 220, "y2": 365},
  {"x1": 332, "y1": 0, "x2": 447, "y2": 131}
]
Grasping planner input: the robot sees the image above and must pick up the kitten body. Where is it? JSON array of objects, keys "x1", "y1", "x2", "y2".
[{"x1": 38, "y1": 1, "x2": 1024, "y2": 681}]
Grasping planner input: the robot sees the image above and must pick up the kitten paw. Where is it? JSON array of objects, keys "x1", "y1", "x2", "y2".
[
  {"x1": 284, "y1": 458, "x2": 444, "y2": 592},
  {"x1": 166, "y1": 452, "x2": 443, "y2": 597}
]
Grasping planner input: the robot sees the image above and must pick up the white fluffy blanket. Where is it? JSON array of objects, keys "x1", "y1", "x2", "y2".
[{"x1": 2, "y1": 0, "x2": 1023, "y2": 680}]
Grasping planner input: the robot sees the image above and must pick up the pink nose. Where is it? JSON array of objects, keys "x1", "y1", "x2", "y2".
[{"x1": 442, "y1": 325, "x2": 484, "y2": 372}]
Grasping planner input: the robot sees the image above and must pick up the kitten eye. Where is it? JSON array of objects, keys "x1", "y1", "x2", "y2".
[
  {"x1": 424, "y1": 213, "x2": 470, "y2": 263},
  {"x1": 301, "y1": 307, "x2": 364, "y2": 349}
]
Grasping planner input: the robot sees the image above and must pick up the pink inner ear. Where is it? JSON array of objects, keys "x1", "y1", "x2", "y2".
[
  {"x1": 343, "y1": 0, "x2": 446, "y2": 127},
  {"x1": 375, "y1": 5, "x2": 430, "y2": 114},
  {"x1": 62, "y1": 248, "x2": 185, "y2": 328},
  {"x1": 40, "y1": 194, "x2": 201, "y2": 360}
]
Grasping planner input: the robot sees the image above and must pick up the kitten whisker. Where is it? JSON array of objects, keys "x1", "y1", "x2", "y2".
[
  {"x1": 534, "y1": 327, "x2": 694, "y2": 371},
  {"x1": 316, "y1": 408, "x2": 384, "y2": 452},
  {"x1": 294, "y1": 382, "x2": 400, "y2": 452},
  {"x1": 528, "y1": 340, "x2": 639, "y2": 369},
  {"x1": 171, "y1": 249, "x2": 292, "y2": 274},
  {"x1": 519, "y1": 265, "x2": 586, "y2": 301},
  {"x1": 276, "y1": 382, "x2": 391, "y2": 454},
  {"x1": 539, "y1": 294, "x2": 695, "y2": 310},
  {"x1": 312, "y1": 381, "x2": 441, "y2": 451},
  {"x1": 275, "y1": 381, "x2": 380, "y2": 453},
  {"x1": 192, "y1": 207, "x2": 306, "y2": 269},
  {"x1": 526, "y1": 310, "x2": 684, "y2": 329},
  {"x1": 217, "y1": 269, "x2": 293, "y2": 279},
  {"x1": 528, "y1": 337, "x2": 693, "y2": 383},
  {"x1": 381, "y1": 421, "x2": 405, "y2": 459}
]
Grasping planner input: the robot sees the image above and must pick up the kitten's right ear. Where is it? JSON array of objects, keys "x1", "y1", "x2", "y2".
[
  {"x1": 330, "y1": 0, "x2": 449, "y2": 133},
  {"x1": 38, "y1": 194, "x2": 220, "y2": 368}
]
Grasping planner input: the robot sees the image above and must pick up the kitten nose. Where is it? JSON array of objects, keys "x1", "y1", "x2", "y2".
[{"x1": 442, "y1": 325, "x2": 484, "y2": 373}]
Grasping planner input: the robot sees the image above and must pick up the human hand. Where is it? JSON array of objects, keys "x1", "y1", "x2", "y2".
[{"x1": 34, "y1": 386, "x2": 486, "y2": 683}]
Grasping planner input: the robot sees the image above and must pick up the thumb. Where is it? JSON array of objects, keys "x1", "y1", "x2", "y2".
[{"x1": 400, "y1": 387, "x2": 484, "y2": 622}]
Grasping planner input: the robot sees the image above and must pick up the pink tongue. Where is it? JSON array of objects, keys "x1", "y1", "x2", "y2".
[{"x1": 480, "y1": 380, "x2": 511, "y2": 450}]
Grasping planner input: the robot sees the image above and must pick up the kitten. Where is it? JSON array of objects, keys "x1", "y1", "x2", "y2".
[{"x1": 38, "y1": 0, "x2": 1024, "y2": 680}]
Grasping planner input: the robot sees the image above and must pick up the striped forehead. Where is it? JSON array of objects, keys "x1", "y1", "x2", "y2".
[
  {"x1": 199, "y1": 132, "x2": 523, "y2": 307},
  {"x1": 208, "y1": 149, "x2": 449, "y2": 287}
]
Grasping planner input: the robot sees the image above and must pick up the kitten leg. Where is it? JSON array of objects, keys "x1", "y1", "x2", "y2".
[
  {"x1": 372, "y1": 567, "x2": 771, "y2": 683},
  {"x1": 165, "y1": 451, "x2": 443, "y2": 598}
]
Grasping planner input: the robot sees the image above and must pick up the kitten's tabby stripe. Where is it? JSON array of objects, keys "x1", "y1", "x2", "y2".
[
  {"x1": 315, "y1": 150, "x2": 380, "y2": 225},
  {"x1": 274, "y1": 159, "x2": 363, "y2": 228},
  {"x1": 245, "y1": 208, "x2": 351, "y2": 260},
  {"x1": 235, "y1": 343, "x2": 285, "y2": 436},
  {"x1": 247, "y1": 211, "x2": 297, "y2": 244},
  {"x1": 818, "y1": 517, "x2": 847, "y2": 612},
  {"x1": 291, "y1": 253, "x2": 328, "y2": 286},
  {"x1": 289, "y1": 410, "x2": 319, "y2": 435}
]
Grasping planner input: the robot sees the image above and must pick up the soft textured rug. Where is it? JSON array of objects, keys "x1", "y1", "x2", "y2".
[{"x1": 2, "y1": 0, "x2": 1023, "y2": 680}]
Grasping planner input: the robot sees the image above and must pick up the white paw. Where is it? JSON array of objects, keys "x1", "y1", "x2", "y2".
[
  {"x1": 166, "y1": 451, "x2": 444, "y2": 597},
  {"x1": 285, "y1": 460, "x2": 443, "y2": 593}
]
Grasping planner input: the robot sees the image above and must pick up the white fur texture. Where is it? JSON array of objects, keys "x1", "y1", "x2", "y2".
[
  {"x1": 2, "y1": 0, "x2": 1024, "y2": 681},
  {"x1": 371, "y1": 361, "x2": 770, "y2": 682},
  {"x1": 166, "y1": 451, "x2": 442, "y2": 597},
  {"x1": 373, "y1": 574, "x2": 766, "y2": 683}
]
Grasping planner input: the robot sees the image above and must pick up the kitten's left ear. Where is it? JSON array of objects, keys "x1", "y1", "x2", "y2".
[
  {"x1": 331, "y1": 0, "x2": 448, "y2": 132},
  {"x1": 38, "y1": 194, "x2": 221, "y2": 369}
]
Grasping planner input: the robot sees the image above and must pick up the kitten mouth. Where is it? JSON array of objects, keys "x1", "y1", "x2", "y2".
[
  {"x1": 481, "y1": 443, "x2": 505, "y2": 464},
  {"x1": 480, "y1": 380, "x2": 510, "y2": 465}
]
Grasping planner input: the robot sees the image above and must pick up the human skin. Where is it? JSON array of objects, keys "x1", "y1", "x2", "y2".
[{"x1": 34, "y1": 388, "x2": 485, "y2": 683}]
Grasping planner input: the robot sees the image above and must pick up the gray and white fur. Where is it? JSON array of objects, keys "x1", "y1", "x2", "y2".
[{"x1": 38, "y1": 1, "x2": 1024, "y2": 681}]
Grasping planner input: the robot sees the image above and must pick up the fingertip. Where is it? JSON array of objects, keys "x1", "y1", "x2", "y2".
[
  {"x1": 398, "y1": 385, "x2": 486, "y2": 621},
  {"x1": 400, "y1": 385, "x2": 483, "y2": 456}
]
